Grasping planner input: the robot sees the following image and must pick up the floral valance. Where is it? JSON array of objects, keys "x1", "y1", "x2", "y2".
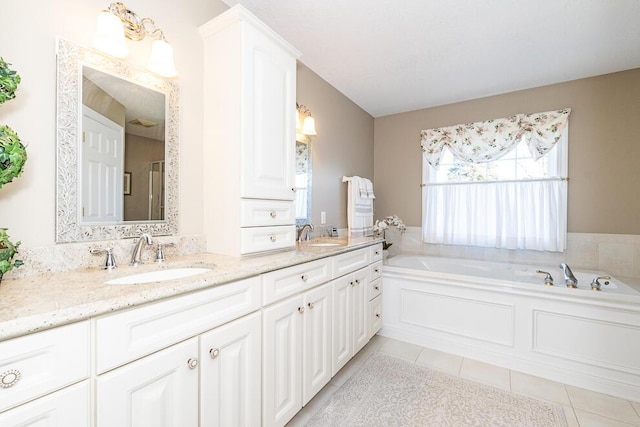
[{"x1": 420, "y1": 108, "x2": 571, "y2": 168}]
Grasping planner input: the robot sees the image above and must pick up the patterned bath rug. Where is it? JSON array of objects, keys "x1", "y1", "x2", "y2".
[{"x1": 306, "y1": 353, "x2": 567, "y2": 427}]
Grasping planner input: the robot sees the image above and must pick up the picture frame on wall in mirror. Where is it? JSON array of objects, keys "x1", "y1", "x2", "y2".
[{"x1": 123, "y1": 172, "x2": 132, "y2": 196}]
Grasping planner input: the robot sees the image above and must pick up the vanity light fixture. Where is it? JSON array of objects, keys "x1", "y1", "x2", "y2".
[
  {"x1": 296, "y1": 103, "x2": 317, "y2": 142},
  {"x1": 93, "y1": 2, "x2": 177, "y2": 78}
]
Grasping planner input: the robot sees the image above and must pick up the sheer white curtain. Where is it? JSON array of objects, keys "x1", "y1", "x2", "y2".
[
  {"x1": 422, "y1": 179, "x2": 567, "y2": 251},
  {"x1": 421, "y1": 118, "x2": 568, "y2": 252}
]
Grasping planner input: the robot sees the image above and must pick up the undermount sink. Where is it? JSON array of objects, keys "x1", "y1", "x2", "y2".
[{"x1": 105, "y1": 267, "x2": 212, "y2": 285}]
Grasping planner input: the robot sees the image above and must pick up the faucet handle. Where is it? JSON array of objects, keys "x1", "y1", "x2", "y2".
[
  {"x1": 590, "y1": 275, "x2": 611, "y2": 291},
  {"x1": 536, "y1": 270, "x2": 554, "y2": 286},
  {"x1": 155, "y1": 242, "x2": 176, "y2": 263},
  {"x1": 90, "y1": 248, "x2": 117, "y2": 270}
]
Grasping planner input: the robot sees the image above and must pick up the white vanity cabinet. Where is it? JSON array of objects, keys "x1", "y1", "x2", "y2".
[
  {"x1": 369, "y1": 258, "x2": 383, "y2": 338},
  {"x1": 200, "y1": 5, "x2": 301, "y2": 257},
  {"x1": 200, "y1": 311, "x2": 261, "y2": 426},
  {"x1": 332, "y1": 267, "x2": 370, "y2": 375},
  {"x1": 96, "y1": 337, "x2": 200, "y2": 427},
  {"x1": 0, "y1": 381, "x2": 90, "y2": 427},
  {"x1": 96, "y1": 312, "x2": 262, "y2": 427},
  {"x1": 0, "y1": 321, "x2": 90, "y2": 426},
  {"x1": 95, "y1": 276, "x2": 262, "y2": 427},
  {"x1": 262, "y1": 281, "x2": 333, "y2": 427}
]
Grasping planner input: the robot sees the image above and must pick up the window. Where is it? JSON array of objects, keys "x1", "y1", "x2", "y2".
[{"x1": 420, "y1": 110, "x2": 569, "y2": 252}]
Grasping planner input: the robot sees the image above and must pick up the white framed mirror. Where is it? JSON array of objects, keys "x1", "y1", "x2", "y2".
[{"x1": 55, "y1": 37, "x2": 179, "y2": 242}]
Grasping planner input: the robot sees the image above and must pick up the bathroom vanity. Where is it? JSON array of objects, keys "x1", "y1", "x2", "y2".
[{"x1": 0, "y1": 240, "x2": 383, "y2": 427}]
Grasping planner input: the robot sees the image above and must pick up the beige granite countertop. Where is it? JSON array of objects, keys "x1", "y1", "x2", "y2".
[{"x1": 0, "y1": 237, "x2": 383, "y2": 341}]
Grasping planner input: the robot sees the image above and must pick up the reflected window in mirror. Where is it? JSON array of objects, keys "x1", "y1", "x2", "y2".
[
  {"x1": 56, "y1": 37, "x2": 179, "y2": 243},
  {"x1": 295, "y1": 140, "x2": 312, "y2": 226}
]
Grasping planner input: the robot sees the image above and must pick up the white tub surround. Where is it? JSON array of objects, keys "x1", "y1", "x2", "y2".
[{"x1": 381, "y1": 254, "x2": 640, "y2": 401}]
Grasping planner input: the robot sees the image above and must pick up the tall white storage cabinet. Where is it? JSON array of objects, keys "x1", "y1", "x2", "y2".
[{"x1": 200, "y1": 5, "x2": 301, "y2": 256}]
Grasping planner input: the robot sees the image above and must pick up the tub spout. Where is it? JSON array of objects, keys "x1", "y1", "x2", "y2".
[{"x1": 559, "y1": 263, "x2": 578, "y2": 288}]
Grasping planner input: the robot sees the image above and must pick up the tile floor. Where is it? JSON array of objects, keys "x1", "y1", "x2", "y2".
[{"x1": 286, "y1": 335, "x2": 640, "y2": 427}]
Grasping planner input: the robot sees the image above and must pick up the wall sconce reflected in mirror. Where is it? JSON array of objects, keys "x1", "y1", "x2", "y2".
[
  {"x1": 296, "y1": 103, "x2": 317, "y2": 143},
  {"x1": 93, "y1": 2, "x2": 177, "y2": 78}
]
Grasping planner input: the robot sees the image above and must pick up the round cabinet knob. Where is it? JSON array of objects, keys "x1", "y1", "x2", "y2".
[
  {"x1": 269, "y1": 235, "x2": 276, "y2": 243},
  {"x1": 374, "y1": 285, "x2": 380, "y2": 291},
  {"x1": 350, "y1": 281, "x2": 355, "y2": 287},
  {"x1": 307, "y1": 302, "x2": 314, "y2": 309},
  {"x1": 209, "y1": 348, "x2": 220, "y2": 359},
  {"x1": 354, "y1": 279, "x2": 360, "y2": 284},
  {"x1": 301, "y1": 274, "x2": 308, "y2": 282},
  {"x1": 270, "y1": 211, "x2": 277, "y2": 218},
  {"x1": 291, "y1": 187, "x2": 296, "y2": 192},
  {"x1": 374, "y1": 268, "x2": 380, "y2": 273},
  {"x1": 375, "y1": 313, "x2": 381, "y2": 318},
  {"x1": 298, "y1": 306, "x2": 305, "y2": 313},
  {"x1": 375, "y1": 250, "x2": 380, "y2": 256},
  {"x1": 0, "y1": 369, "x2": 21, "y2": 388},
  {"x1": 187, "y1": 358, "x2": 199, "y2": 369}
]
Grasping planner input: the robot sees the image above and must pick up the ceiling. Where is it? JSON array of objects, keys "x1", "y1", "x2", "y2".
[
  {"x1": 84, "y1": 67, "x2": 165, "y2": 141},
  {"x1": 222, "y1": 0, "x2": 640, "y2": 117}
]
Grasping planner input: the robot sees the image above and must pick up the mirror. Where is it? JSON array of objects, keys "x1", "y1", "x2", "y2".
[
  {"x1": 295, "y1": 140, "x2": 312, "y2": 226},
  {"x1": 82, "y1": 66, "x2": 166, "y2": 222},
  {"x1": 56, "y1": 38, "x2": 179, "y2": 242}
]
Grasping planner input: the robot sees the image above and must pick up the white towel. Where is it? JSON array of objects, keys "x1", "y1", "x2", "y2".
[{"x1": 343, "y1": 176, "x2": 374, "y2": 237}]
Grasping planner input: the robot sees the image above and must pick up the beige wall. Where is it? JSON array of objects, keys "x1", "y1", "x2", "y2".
[
  {"x1": 296, "y1": 63, "x2": 374, "y2": 229},
  {"x1": 374, "y1": 68, "x2": 640, "y2": 234}
]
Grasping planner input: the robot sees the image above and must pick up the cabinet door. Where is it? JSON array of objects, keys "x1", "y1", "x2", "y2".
[
  {"x1": 302, "y1": 282, "x2": 333, "y2": 405},
  {"x1": 370, "y1": 295, "x2": 383, "y2": 339},
  {"x1": 240, "y1": 22, "x2": 296, "y2": 201},
  {"x1": 96, "y1": 338, "x2": 199, "y2": 427},
  {"x1": 332, "y1": 275, "x2": 354, "y2": 376},
  {"x1": 353, "y1": 268, "x2": 371, "y2": 355},
  {"x1": 0, "y1": 381, "x2": 89, "y2": 427},
  {"x1": 200, "y1": 312, "x2": 261, "y2": 427},
  {"x1": 263, "y1": 295, "x2": 304, "y2": 427}
]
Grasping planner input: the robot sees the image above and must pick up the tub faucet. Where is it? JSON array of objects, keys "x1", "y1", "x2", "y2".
[
  {"x1": 297, "y1": 223, "x2": 314, "y2": 241},
  {"x1": 130, "y1": 233, "x2": 153, "y2": 266},
  {"x1": 559, "y1": 263, "x2": 578, "y2": 288}
]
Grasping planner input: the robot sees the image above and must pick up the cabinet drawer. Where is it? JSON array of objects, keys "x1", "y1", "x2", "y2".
[
  {"x1": 0, "y1": 381, "x2": 90, "y2": 426},
  {"x1": 369, "y1": 295, "x2": 382, "y2": 338},
  {"x1": 370, "y1": 260, "x2": 383, "y2": 281},
  {"x1": 0, "y1": 321, "x2": 89, "y2": 412},
  {"x1": 370, "y1": 243, "x2": 383, "y2": 262},
  {"x1": 369, "y1": 277, "x2": 382, "y2": 301},
  {"x1": 95, "y1": 276, "x2": 261, "y2": 374},
  {"x1": 263, "y1": 258, "x2": 332, "y2": 305},
  {"x1": 240, "y1": 225, "x2": 296, "y2": 254},
  {"x1": 332, "y1": 247, "x2": 370, "y2": 278},
  {"x1": 240, "y1": 199, "x2": 294, "y2": 227}
]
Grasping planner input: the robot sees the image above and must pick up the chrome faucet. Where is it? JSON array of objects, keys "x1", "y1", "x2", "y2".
[
  {"x1": 130, "y1": 233, "x2": 153, "y2": 266},
  {"x1": 297, "y1": 223, "x2": 314, "y2": 241},
  {"x1": 559, "y1": 263, "x2": 578, "y2": 288}
]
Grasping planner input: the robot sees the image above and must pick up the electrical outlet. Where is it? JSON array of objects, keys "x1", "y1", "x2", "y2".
[{"x1": 321, "y1": 211, "x2": 326, "y2": 224}]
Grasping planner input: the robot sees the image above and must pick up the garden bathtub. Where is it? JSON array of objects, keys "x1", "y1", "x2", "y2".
[{"x1": 381, "y1": 254, "x2": 640, "y2": 400}]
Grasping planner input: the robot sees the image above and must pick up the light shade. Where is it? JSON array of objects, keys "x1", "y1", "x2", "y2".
[
  {"x1": 93, "y1": 11, "x2": 129, "y2": 58},
  {"x1": 301, "y1": 116, "x2": 317, "y2": 136},
  {"x1": 147, "y1": 39, "x2": 177, "y2": 78}
]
